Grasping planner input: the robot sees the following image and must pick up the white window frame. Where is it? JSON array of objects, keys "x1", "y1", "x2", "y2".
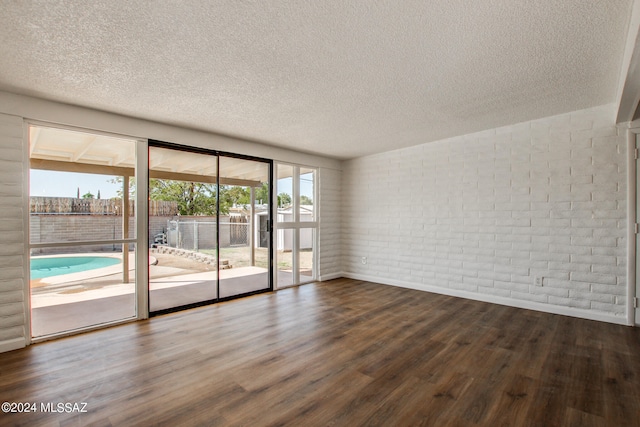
[
  {"x1": 274, "y1": 163, "x2": 318, "y2": 289},
  {"x1": 25, "y1": 121, "x2": 149, "y2": 341}
]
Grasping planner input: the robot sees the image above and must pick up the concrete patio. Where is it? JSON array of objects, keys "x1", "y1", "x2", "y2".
[{"x1": 30, "y1": 249, "x2": 287, "y2": 337}]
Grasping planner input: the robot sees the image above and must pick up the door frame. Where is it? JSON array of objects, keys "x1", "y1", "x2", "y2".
[{"x1": 628, "y1": 126, "x2": 640, "y2": 326}]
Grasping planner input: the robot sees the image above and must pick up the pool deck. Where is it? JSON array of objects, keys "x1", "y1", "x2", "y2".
[
  {"x1": 30, "y1": 261, "x2": 288, "y2": 337},
  {"x1": 28, "y1": 251, "x2": 303, "y2": 337}
]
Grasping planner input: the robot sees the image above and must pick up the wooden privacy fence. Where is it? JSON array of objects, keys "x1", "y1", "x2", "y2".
[
  {"x1": 30, "y1": 197, "x2": 178, "y2": 216},
  {"x1": 149, "y1": 200, "x2": 179, "y2": 216},
  {"x1": 229, "y1": 216, "x2": 249, "y2": 245}
]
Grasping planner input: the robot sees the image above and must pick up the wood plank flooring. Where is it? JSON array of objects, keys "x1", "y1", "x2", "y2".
[{"x1": 1, "y1": 278, "x2": 639, "y2": 426}]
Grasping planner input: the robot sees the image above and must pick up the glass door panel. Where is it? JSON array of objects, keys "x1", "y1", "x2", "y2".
[
  {"x1": 148, "y1": 146, "x2": 218, "y2": 312},
  {"x1": 218, "y1": 156, "x2": 271, "y2": 299}
]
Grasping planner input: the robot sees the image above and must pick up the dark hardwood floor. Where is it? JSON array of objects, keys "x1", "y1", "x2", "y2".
[{"x1": 1, "y1": 278, "x2": 639, "y2": 426}]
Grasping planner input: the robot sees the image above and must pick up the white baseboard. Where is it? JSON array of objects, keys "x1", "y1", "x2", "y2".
[
  {"x1": 317, "y1": 272, "x2": 344, "y2": 282},
  {"x1": 0, "y1": 337, "x2": 26, "y2": 354},
  {"x1": 342, "y1": 272, "x2": 629, "y2": 326}
]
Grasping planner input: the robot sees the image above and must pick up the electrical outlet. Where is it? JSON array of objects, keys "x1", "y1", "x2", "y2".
[
  {"x1": 534, "y1": 276, "x2": 543, "y2": 287},
  {"x1": 361, "y1": 257, "x2": 367, "y2": 265}
]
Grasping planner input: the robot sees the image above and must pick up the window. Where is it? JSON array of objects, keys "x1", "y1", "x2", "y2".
[
  {"x1": 28, "y1": 125, "x2": 140, "y2": 338},
  {"x1": 275, "y1": 163, "x2": 317, "y2": 288}
]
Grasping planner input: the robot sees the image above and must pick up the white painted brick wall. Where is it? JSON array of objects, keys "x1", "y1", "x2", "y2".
[
  {"x1": 342, "y1": 104, "x2": 628, "y2": 319},
  {"x1": 318, "y1": 167, "x2": 342, "y2": 279},
  {"x1": 0, "y1": 113, "x2": 26, "y2": 350}
]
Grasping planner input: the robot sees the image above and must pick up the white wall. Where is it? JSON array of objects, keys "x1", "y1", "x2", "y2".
[
  {"x1": 0, "y1": 91, "x2": 342, "y2": 352},
  {"x1": 318, "y1": 167, "x2": 342, "y2": 280},
  {"x1": 342, "y1": 104, "x2": 629, "y2": 324},
  {"x1": 0, "y1": 113, "x2": 27, "y2": 353}
]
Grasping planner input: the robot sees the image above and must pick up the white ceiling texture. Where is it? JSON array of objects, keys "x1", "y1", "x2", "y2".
[{"x1": 0, "y1": 1, "x2": 634, "y2": 159}]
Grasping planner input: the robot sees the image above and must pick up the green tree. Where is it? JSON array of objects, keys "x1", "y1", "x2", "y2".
[
  {"x1": 278, "y1": 192, "x2": 292, "y2": 207},
  {"x1": 221, "y1": 186, "x2": 250, "y2": 206},
  {"x1": 108, "y1": 177, "x2": 295, "y2": 215},
  {"x1": 150, "y1": 179, "x2": 220, "y2": 216},
  {"x1": 110, "y1": 176, "x2": 227, "y2": 215},
  {"x1": 300, "y1": 195, "x2": 313, "y2": 205},
  {"x1": 82, "y1": 191, "x2": 95, "y2": 199},
  {"x1": 255, "y1": 182, "x2": 269, "y2": 205},
  {"x1": 221, "y1": 183, "x2": 284, "y2": 207},
  {"x1": 108, "y1": 176, "x2": 136, "y2": 199}
]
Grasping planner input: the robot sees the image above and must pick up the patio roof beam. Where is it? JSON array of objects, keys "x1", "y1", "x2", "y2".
[
  {"x1": 31, "y1": 158, "x2": 263, "y2": 187},
  {"x1": 31, "y1": 158, "x2": 134, "y2": 177},
  {"x1": 220, "y1": 162, "x2": 268, "y2": 180},
  {"x1": 71, "y1": 135, "x2": 97, "y2": 162},
  {"x1": 150, "y1": 170, "x2": 262, "y2": 187}
]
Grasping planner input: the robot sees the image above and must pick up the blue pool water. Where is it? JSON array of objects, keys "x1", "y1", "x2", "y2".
[{"x1": 31, "y1": 256, "x2": 121, "y2": 279}]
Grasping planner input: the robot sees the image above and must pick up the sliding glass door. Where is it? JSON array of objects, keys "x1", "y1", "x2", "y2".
[
  {"x1": 148, "y1": 143, "x2": 271, "y2": 314},
  {"x1": 148, "y1": 146, "x2": 219, "y2": 312}
]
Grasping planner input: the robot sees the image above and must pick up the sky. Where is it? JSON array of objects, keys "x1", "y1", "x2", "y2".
[
  {"x1": 30, "y1": 170, "x2": 120, "y2": 199},
  {"x1": 30, "y1": 170, "x2": 314, "y2": 200}
]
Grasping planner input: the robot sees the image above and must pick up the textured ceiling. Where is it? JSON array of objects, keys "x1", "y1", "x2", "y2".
[{"x1": 0, "y1": 1, "x2": 634, "y2": 159}]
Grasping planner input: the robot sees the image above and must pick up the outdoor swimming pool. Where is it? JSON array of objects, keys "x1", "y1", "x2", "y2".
[{"x1": 31, "y1": 256, "x2": 121, "y2": 279}]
